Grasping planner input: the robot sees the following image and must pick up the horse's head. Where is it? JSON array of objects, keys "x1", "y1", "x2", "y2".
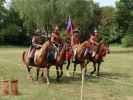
[{"x1": 98, "y1": 41, "x2": 110, "y2": 58}]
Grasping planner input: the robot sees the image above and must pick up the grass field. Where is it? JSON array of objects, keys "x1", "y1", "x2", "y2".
[{"x1": 0, "y1": 46, "x2": 133, "y2": 100}]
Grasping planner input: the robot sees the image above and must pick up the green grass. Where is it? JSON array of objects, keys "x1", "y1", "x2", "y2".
[{"x1": 0, "y1": 46, "x2": 133, "y2": 100}]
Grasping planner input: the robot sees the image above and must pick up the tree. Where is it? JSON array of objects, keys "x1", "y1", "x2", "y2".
[
  {"x1": 98, "y1": 7, "x2": 118, "y2": 43},
  {"x1": 116, "y1": 0, "x2": 133, "y2": 46},
  {"x1": 116, "y1": 0, "x2": 133, "y2": 33},
  {"x1": 57, "y1": 0, "x2": 100, "y2": 41},
  {"x1": 2, "y1": 8, "x2": 28, "y2": 45},
  {"x1": 0, "y1": 0, "x2": 28, "y2": 45},
  {"x1": 0, "y1": 0, "x2": 9, "y2": 43},
  {"x1": 12, "y1": 0, "x2": 64, "y2": 33},
  {"x1": 12, "y1": 0, "x2": 100, "y2": 40}
]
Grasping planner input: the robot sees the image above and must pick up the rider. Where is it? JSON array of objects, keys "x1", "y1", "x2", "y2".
[
  {"x1": 71, "y1": 29, "x2": 80, "y2": 47},
  {"x1": 88, "y1": 29, "x2": 99, "y2": 58},
  {"x1": 65, "y1": 39, "x2": 73, "y2": 62},
  {"x1": 28, "y1": 29, "x2": 44, "y2": 62},
  {"x1": 50, "y1": 25, "x2": 62, "y2": 59},
  {"x1": 70, "y1": 29, "x2": 80, "y2": 62}
]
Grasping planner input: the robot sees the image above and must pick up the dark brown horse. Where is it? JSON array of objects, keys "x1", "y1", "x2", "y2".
[
  {"x1": 22, "y1": 40, "x2": 52, "y2": 85},
  {"x1": 85, "y1": 41, "x2": 110, "y2": 76}
]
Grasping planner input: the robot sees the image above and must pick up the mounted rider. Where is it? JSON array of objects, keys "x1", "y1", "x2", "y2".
[
  {"x1": 65, "y1": 39, "x2": 73, "y2": 61},
  {"x1": 50, "y1": 25, "x2": 62, "y2": 59},
  {"x1": 28, "y1": 29, "x2": 45, "y2": 63},
  {"x1": 70, "y1": 29, "x2": 80, "y2": 62},
  {"x1": 71, "y1": 29, "x2": 80, "y2": 47},
  {"x1": 88, "y1": 29, "x2": 99, "y2": 58}
]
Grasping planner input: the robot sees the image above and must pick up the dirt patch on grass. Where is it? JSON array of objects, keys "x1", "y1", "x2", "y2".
[{"x1": 127, "y1": 96, "x2": 133, "y2": 100}]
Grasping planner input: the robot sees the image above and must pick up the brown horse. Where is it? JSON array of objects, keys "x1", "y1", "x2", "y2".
[
  {"x1": 40, "y1": 43, "x2": 67, "y2": 81},
  {"x1": 85, "y1": 41, "x2": 110, "y2": 76},
  {"x1": 71, "y1": 40, "x2": 92, "y2": 77},
  {"x1": 22, "y1": 40, "x2": 52, "y2": 84},
  {"x1": 54, "y1": 43, "x2": 67, "y2": 80}
]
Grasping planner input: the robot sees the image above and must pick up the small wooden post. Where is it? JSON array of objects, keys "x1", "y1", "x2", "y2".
[
  {"x1": 2, "y1": 80, "x2": 9, "y2": 96},
  {"x1": 11, "y1": 80, "x2": 19, "y2": 96}
]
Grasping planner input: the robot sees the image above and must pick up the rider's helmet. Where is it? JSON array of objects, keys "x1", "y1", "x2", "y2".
[{"x1": 92, "y1": 29, "x2": 99, "y2": 36}]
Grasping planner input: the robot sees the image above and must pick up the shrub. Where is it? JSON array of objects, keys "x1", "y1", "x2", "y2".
[{"x1": 122, "y1": 34, "x2": 133, "y2": 47}]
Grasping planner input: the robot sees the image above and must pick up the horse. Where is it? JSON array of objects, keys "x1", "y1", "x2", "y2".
[
  {"x1": 67, "y1": 40, "x2": 92, "y2": 77},
  {"x1": 54, "y1": 43, "x2": 67, "y2": 80},
  {"x1": 22, "y1": 40, "x2": 52, "y2": 85},
  {"x1": 85, "y1": 41, "x2": 110, "y2": 76},
  {"x1": 40, "y1": 42, "x2": 67, "y2": 81}
]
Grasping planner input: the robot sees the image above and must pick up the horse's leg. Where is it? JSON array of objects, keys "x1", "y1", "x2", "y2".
[
  {"x1": 36, "y1": 68, "x2": 40, "y2": 81},
  {"x1": 27, "y1": 65, "x2": 32, "y2": 80},
  {"x1": 47, "y1": 68, "x2": 50, "y2": 85},
  {"x1": 41, "y1": 71, "x2": 44, "y2": 77},
  {"x1": 84, "y1": 60, "x2": 89, "y2": 76},
  {"x1": 90, "y1": 62, "x2": 96, "y2": 75},
  {"x1": 39, "y1": 68, "x2": 44, "y2": 77},
  {"x1": 43, "y1": 67, "x2": 50, "y2": 85},
  {"x1": 59, "y1": 65, "x2": 63, "y2": 78},
  {"x1": 56, "y1": 66, "x2": 60, "y2": 81},
  {"x1": 73, "y1": 63, "x2": 77, "y2": 77},
  {"x1": 66, "y1": 60, "x2": 71, "y2": 77},
  {"x1": 66, "y1": 60, "x2": 70, "y2": 70},
  {"x1": 97, "y1": 62, "x2": 101, "y2": 76}
]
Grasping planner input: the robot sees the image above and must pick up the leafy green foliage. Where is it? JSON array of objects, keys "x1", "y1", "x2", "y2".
[
  {"x1": 11, "y1": 0, "x2": 100, "y2": 39},
  {"x1": 0, "y1": 6, "x2": 29, "y2": 45},
  {"x1": 122, "y1": 34, "x2": 133, "y2": 47},
  {"x1": 98, "y1": 7, "x2": 118, "y2": 43},
  {"x1": 116, "y1": 0, "x2": 133, "y2": 46},
  {"x1": 0, "y1": 0, "x2": 132, "y2": 46},
  {"x1": 116, "y1": 0, "x2": 133, "y2": 33}
]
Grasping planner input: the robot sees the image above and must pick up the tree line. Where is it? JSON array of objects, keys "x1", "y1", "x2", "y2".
[{"x1": 0, "y1": 0, "x2": 133, "y2": 47}]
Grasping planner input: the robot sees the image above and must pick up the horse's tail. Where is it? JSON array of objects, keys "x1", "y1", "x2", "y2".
[{"x1": 22, "y1": 51, "x2": 27, "y2": 67}]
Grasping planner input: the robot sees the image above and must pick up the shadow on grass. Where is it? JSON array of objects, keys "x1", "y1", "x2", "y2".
[
  {"x1": 31, "y1": 73, "x2": 82, "y2": 85},
  {"x1": 30, "y1": 71, "x2": 131, "y2": 85},
  {"x1": 99, "y1": 72, "x2": 131, "y2": 79}
]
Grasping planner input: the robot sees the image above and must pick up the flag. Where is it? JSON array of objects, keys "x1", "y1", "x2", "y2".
[{"x1": 66, "y1": 16, "x2": 73, "y2": 36}]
